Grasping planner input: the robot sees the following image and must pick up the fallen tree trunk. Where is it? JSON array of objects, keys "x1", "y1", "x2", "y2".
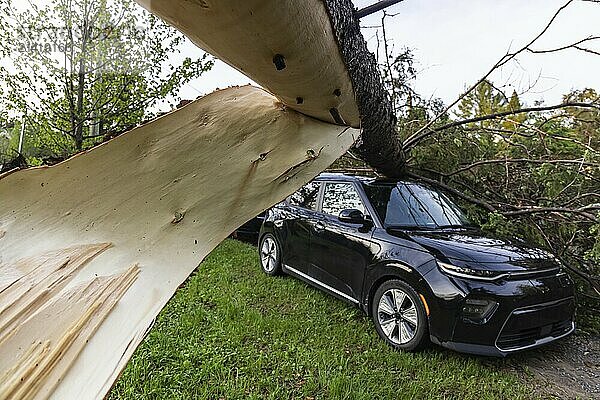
[{"x1": 135, "y1": 0, "x2": 405, "y2": 177}]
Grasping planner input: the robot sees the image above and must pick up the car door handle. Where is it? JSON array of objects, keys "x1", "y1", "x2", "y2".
[{"x1": 314, "y1": 221, "x2": 325, "y2": 232}]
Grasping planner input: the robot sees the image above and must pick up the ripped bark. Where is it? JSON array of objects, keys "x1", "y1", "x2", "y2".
[{"x1": 322, "y1": 0, "x2": 406, "y2": 178}]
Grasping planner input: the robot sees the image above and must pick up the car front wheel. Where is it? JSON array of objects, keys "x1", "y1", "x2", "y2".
[
  {"x1": 259, "y1": 233, "x2": 282, "y2": 275},
  {"x1": 372, "y1": 279, "x2": 428, "y2": 351}
]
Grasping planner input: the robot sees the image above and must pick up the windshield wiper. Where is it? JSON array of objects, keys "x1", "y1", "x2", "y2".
[
  {"x1": 386, "y1": 225, "x2": 438, "y2": 231},
  {"x1": 387, "y1": 224, "x2": 478, "y2": 231},
  {"x1": 437, "y1": 223, "x2": 479, "y2": 229}
]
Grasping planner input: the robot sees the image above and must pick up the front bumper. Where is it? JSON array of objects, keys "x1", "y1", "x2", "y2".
[
  {"x1": 433, "y1": 298, "x2": 575, "y2": 357},
  {"x1": 423, "y1": 267, "x2": 576, "y2": 357}
]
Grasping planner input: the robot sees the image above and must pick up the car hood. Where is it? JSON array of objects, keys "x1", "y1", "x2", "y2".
[{"x1": 388, "y1": 228, "x2": 558, "y2": 271}]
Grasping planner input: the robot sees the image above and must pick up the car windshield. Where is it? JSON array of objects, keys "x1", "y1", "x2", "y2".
[{"x1": 363, "y1": 182, "x2": 472, "y2": 229}]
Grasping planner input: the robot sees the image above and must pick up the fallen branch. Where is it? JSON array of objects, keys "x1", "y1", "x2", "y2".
[
  {"x1": 443, "y1": 157, "x2": 600, "y2": 177},
  {"x1": 404, "y1": 101, "x2": 600, "y2": 149},
  {"x1": 502, "y1": 206, "x2": 599, "y2": 221},
  {"x1": 405, "y1": 171, "x2": 497, "y2": 212}
]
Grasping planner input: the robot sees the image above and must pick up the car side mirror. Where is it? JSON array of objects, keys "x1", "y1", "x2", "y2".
[{"x1": 339, "y1": 208, "x2": 367, "y2": 224}]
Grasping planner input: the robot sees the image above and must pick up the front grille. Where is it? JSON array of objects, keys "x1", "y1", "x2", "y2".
[
  {"x1": 496, "y1": 298, "x2": 575, "y2": 351},
  {"x1": 504, "y1": 267, "x2": 560, "y2": 281},
  {"x1": 497, "y1": 319, "x2": 572, "y2": 350},
  {"x1": 507, "y1": 258, "x2": 562, "y2": 280}
]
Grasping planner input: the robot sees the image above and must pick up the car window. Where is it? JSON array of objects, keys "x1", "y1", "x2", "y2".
[
  {"x1": 288, "y1": 182, "x2": 321, "y2": 210},
  {"x1": 363, "y1": 182, "x2": 471, "y2": 228},
  {"x1": 321, "y1": 182, "x2": 366, "y2": 217}
]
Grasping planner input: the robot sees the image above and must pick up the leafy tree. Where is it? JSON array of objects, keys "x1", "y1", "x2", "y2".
[
  {"x1": 0, "y1": 0, "x2": 213, "y2": 155},
  {"x1": 0, "y1": 121, "x2": 12, "y2": 164}
]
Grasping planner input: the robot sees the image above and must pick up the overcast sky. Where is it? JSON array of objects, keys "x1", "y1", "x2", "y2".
[{"x1": 178, "y1": 0, "x2": 600, "y2": 108}]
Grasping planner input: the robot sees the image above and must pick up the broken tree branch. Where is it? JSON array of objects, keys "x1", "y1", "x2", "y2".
[
  {"x1": 444, "y1": 158, "x2": 600, "y2": 177},
  {"x1": 405, "y1": 101, "x2": 600, "y2": 149}
]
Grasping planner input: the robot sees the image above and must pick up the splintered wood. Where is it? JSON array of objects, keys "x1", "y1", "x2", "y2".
[
  {"x1": 0, "y1": 244, "x2": 139, "y2": 400},
  {"x1": 0, "y1": 86, "x2": 358, "y2": 399}
]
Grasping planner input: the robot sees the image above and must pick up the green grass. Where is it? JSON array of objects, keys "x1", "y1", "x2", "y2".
[{"x1": 109, "y1": 239, "x2": 539, "y2": 400}]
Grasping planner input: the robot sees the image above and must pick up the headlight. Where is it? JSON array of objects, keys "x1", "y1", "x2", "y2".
[{"x1": 437, "y1": 261, "x2": 508, "y2": 281}]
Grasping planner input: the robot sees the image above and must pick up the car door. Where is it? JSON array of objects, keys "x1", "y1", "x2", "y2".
[
  {"x1": 282, "y1": 181, "x2": 322, "y2": 274},
  {"x1": 309, "y1": 181, "x2": 376, "y2": 302}
]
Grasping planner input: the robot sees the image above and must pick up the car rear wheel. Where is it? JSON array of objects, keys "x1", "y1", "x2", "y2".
[
  {"x1": 259, "y1": 233, "x2": 282, "y2": 275},
  {"x1": 372, "y1": 279, "x2": 428, "y2": 351}
]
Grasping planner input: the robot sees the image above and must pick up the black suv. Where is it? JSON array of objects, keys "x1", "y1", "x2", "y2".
[{"x1": 258, "y1": 173, "x2": 575, "y2": 356}]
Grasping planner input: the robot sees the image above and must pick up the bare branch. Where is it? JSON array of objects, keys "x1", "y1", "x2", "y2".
[
  {"x1": 444, "y1": 158, "x2": 600, "y2": 177},
  {"x1": 573, "y1": 45, "x2": 600, "y2": 56},
  {"x1": 502, "y1": 206, "x2": 599, "y2": 221},
  {"x1": 527, "y1": 35, "x2": 600, "y2": 54},
  {"x1": 405, "y1": 171, "x2": 497, "y2": 212},
  {"x1": 381, "y1": 11, "x2": 396, "y2": 115},
  {"x1": 407, "y1": 101, "x2": 600, "y2": 146},
  {"x1": 402, "y1": 0, "x2": 577, "y2": 150},
  {"x1": 561, "y1": 193, "x2": 600, "y2": 207},
  {"x1": 532, "y1": 222, "x2": 600, "y2": 296}
]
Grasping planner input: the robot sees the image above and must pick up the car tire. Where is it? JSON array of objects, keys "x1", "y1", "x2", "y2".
[
  {"x1": 371, "y1": 279, "x2": 428, "y2": 351},
  {"x1": 259, "y1": 233, "x2": 282, "y2": 276}
]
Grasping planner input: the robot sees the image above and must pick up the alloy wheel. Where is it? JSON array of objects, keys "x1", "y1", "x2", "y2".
[
  {"x1": 377, "y1": 288, "x2": 419, "y2": 345},
  {"x1": 260, "y1": 236, "x2": 278, "y2": 272}
]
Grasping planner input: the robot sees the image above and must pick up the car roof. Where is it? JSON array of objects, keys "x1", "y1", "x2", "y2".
[
  {"x1": 315, "y1": 172, "x2": 370, "y2": 183},
  {"x1": 315, "y1": 172, "x2": 413, "y2": 186}
]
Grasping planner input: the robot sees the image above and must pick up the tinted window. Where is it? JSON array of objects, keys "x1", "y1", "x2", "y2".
[
  {"x1": 363, "y1": 183, "x2": 470, "y2": 228},
  {"x1": 322, "y1": 182, "x2": 366, "y2": 216},
  {"x1": 289, "y1": 182, "x2": 321, "y2": 210}
]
